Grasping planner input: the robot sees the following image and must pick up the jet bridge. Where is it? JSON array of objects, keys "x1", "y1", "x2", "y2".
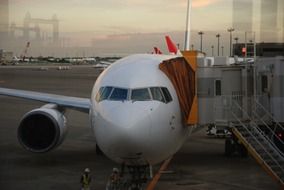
[
  {"x1": 159, "y1": 52, "x2": 284, "y2": 187},
  {"x1": 159, "y1": 51, "x2": 198, "y2": 126},
  {"x1": 230, "y1": 103, "x2": 284, "y2": 186},
  {"x1": 194, "y1": 55, "x2": 284, "y2": 187}
]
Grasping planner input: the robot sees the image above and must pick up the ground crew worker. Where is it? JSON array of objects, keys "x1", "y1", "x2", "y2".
[
  {"x1": 80, "y1": 168, "x2": 92, "y2": 190},
  {"x1": 106, "y1": 168, "x2": 121, "y2": 190}
]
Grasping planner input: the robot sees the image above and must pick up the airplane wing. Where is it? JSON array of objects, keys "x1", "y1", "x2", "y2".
[
  {"x1": 0, "y1": 87, "x2": 91, "y2": 113},
  {"x1": 100, "y1": 61, "x2": 112, "y2": 65}
]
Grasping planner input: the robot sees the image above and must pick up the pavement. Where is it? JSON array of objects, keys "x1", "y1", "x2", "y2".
[{"x1": 0, "y1": 65, "x2": 279, "y2": 190}]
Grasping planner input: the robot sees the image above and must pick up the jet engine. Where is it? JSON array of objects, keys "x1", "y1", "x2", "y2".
[{"x1": 17, "y1": 105, "x2": 67, "y2": 153}]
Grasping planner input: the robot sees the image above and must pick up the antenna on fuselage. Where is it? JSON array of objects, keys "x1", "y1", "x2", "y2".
[{"x1": 184, "y1": 0, "x2": 192, "y2": 51}]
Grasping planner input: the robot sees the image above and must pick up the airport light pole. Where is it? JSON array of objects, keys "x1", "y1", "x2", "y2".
[
  {"x1": 211, "y1": 45, "x2": 214, "y2": 56},
  {"x1": 234, "y1": 37, "x2": 239, "y2": 44},
  {"x1": 198, "y1": 31, "x2": 204, "y2": 52},
  {"x1": 234, "y1": 37, "x2": 239, "y2": 56},
  {"x1": 216, "y1": 34, "x2": 221, "y2": 56},
  {"x1": 184, "y1": 0, "x2": 192, "y2": 50},
  {"x1": 227, "y1": 27, "x2": 235, "y2": 57}
]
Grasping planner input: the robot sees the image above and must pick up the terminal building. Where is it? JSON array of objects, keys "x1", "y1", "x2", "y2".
[
  {"x1": 232, "y1": 0, "x2": 284, "y2": 43},
  {"x1": 192, "y1": 52, "x2": 284, "y2": 185},
  {"x1": 233, "y1": 43, "x2": 284, "y2": 57},
  {"x1": 0, "y1": 0, "x2": 9, "y2": 49},
  {"x1": 0, "y1": 49, "x2": 13, "y2": 65}
]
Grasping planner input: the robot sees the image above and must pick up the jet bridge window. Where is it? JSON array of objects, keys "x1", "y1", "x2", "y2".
[
  {"x1": 95, "y1": 86, "x2": 113, "y2": 102},
  {"x1": 109, "y1": 88, "x2": 128, "y2": 101},
  {"x1": 131, "y1": 88, "x2": 151, "y2": 101},
  {"x1": 261, "y1": 75, "x2": 268, "y2": 93},
  {"x1": 215, "y1": 80, "x2": 221, "y2": 96}
]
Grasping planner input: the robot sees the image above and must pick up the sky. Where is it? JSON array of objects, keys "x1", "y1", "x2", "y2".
[
  {"x1": 9, "y1": 0, "x2": 226, "y2": 32},
  {"x1": 3, "y1": 0, "x2": 284, "y2": 56}
]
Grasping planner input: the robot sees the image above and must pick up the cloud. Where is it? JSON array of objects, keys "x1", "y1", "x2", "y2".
[
  {"x1": 193, "y1": 0, "x2": 221, "y2": 8},
  {"x1": 65, "y1": 0, "x2": 222, "y2": 9},
  {"x1": 10, "y1": 0, "x2": 221, "y2": 6},
  {"x1": 178, "y1": 0, "x2": 220, "y2": 7}
]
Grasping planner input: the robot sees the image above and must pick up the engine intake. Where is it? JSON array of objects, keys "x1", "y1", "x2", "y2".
[{"x1": 18, "y1": 107, "x2": 67, "y2": 153}]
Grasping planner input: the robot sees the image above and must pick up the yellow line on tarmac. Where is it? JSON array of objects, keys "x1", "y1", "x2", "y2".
[{"x1": 146, "y1": 156, "x2": 173, "y2": 190}]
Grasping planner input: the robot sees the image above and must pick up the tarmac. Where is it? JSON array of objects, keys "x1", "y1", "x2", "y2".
[{"x1": 0, "y1": 65, "x2": 279, "y2": 190}]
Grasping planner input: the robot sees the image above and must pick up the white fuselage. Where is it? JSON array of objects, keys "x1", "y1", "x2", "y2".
[{"x1": 90, "y1": 54, "x2": 191, "y2": 165}]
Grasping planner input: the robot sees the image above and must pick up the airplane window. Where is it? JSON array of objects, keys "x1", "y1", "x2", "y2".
[
  {"x1": 161, "y1": 87, "x2": 172, "y2": 103},
  {"x1": 131, "y1": 88, "x2": 151, "y2": 101},
  {"x1": 109, "y1": 88, "x2": 128, "y2": 101},
  {"x1": 95, "y1": 87, "x2": 103, "y2": 102},
  {"x1": 95, "y1": 86, "x2": 113, "y2": 102},
  {"x1": 150, "y1": 87, "x2": 165, "y2": 103}
]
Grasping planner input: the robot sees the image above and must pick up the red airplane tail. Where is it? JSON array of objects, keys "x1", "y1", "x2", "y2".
[
  {"x1": 153, "y1": 47, "x2": 163, "y2": 54},
  {"x1": 165, "y1": 36, "x2": 178, "y2": 54}
]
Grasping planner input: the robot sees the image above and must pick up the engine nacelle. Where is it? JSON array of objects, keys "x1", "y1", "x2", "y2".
[{"x1": 18, "y1": 106, "x2": 67, "y2": 153}]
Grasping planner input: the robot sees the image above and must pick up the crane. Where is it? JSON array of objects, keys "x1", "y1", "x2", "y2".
[{"x1": 21, "y1": 41, "x2": 30, "y2": 62}]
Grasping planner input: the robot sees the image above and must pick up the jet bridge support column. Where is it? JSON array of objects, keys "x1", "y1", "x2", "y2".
[{"x1": 182, "y1": 51, "x2": 198, "y2": 125}]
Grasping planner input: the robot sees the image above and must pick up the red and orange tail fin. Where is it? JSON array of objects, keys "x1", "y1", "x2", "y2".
[
  {"x1": 153, "y1": 47, "x2": 163, "y2": 54},
  {"x1": 165, "y1": 36, "x2": 178, "y2": 55}
]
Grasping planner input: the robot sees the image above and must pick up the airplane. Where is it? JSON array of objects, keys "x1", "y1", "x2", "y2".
[
  {"x1": 0, "y1": 0, "x2": 196, "y2": 188},
  {"x1": 0, "y1": 52, "x2": 197, "y2": 187},
  {"x1": 152, "y1": 36, "x2": 179, "y2": 55},
  {"x1": 92, "y1": 63, "x2": 108, "y2": 70},
  {"x1": 165, "y1": 35, "x2": 179, "y2": 55},
  {"x1": 153, "y1": 47, "x2": 163, "y2": 54},
  {"x1": 93, "y1": 60, "x2": 113, "y2": 70},
  {"x1": 12, "y1": 56, "x2": 20, "y2": 65}
]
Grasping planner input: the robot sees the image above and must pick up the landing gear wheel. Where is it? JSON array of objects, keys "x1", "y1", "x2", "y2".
[{"x1": 106, "y1": 165, "x2": 149, "y2": 190}]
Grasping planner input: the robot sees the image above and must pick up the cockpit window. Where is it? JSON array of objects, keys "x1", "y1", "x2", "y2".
[
  {"x1": 131, "y1": 88, "x2": 151, "y2": 101},
  {"x1": 150, "y1": 87, "x2": 165, "y2": 103},
  {"x1": 95, "y1": 86, "x2": 113, "y2": 102},
  {"x1": 109, "y1": 88, "x2": 128, "y2": 101},
  {"x1": 161, "y1": 87, "x2": 172, "y2": 103},
  {"x1": 96, "y1": 86, "x2": 172, "y2": 103}
]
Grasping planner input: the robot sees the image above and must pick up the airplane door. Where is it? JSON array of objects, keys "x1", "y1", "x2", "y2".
[
  {"x1": 259, "y1": 72, "x2": 272, "y2": 113},
  {"x1": 222, "y1": 69, "x2": 242, "y2": 120}
]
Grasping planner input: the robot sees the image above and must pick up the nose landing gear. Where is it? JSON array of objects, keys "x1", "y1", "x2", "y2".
[{"x1": 106, "y1": 164, "x2": 151, "y2": 190}]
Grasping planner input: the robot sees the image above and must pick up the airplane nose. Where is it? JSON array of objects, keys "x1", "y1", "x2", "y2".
[{"x1": 95, "y1": 102, "x2": 152, "y2": 162}]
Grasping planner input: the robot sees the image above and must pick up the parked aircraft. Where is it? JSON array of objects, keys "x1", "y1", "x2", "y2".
[{"x1": 0, "y1": 1, "x2": 195, "y2": 188}]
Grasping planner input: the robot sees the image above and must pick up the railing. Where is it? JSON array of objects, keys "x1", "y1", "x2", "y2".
[
  {"x1": 213, "y1": 93, "x2": 243, "y2": 122},
  {"x1": 231, "y1": 111, "x2": 284, "y2": 174},
  {"x1": 254, "y1": 97, "x2": 284, "y2": 139},
  {"x1": 215, "y1": 95, "x2": 284, "y2": 150},
  {"x1": 251, "y1": 110, "x2": 284, "y2": 158},
  {"x1": 215, "y1": 95, "x2": 284, "y2": 157},
  {"x1": 238, "y1": 96, "x2": 283, "y2": 158},
  {"x1": 232, "y1": 100, "x2": 284, "y2": 159},
  {"x1": 230, "y1": 101, "x2": 284, "y2": 175}
]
